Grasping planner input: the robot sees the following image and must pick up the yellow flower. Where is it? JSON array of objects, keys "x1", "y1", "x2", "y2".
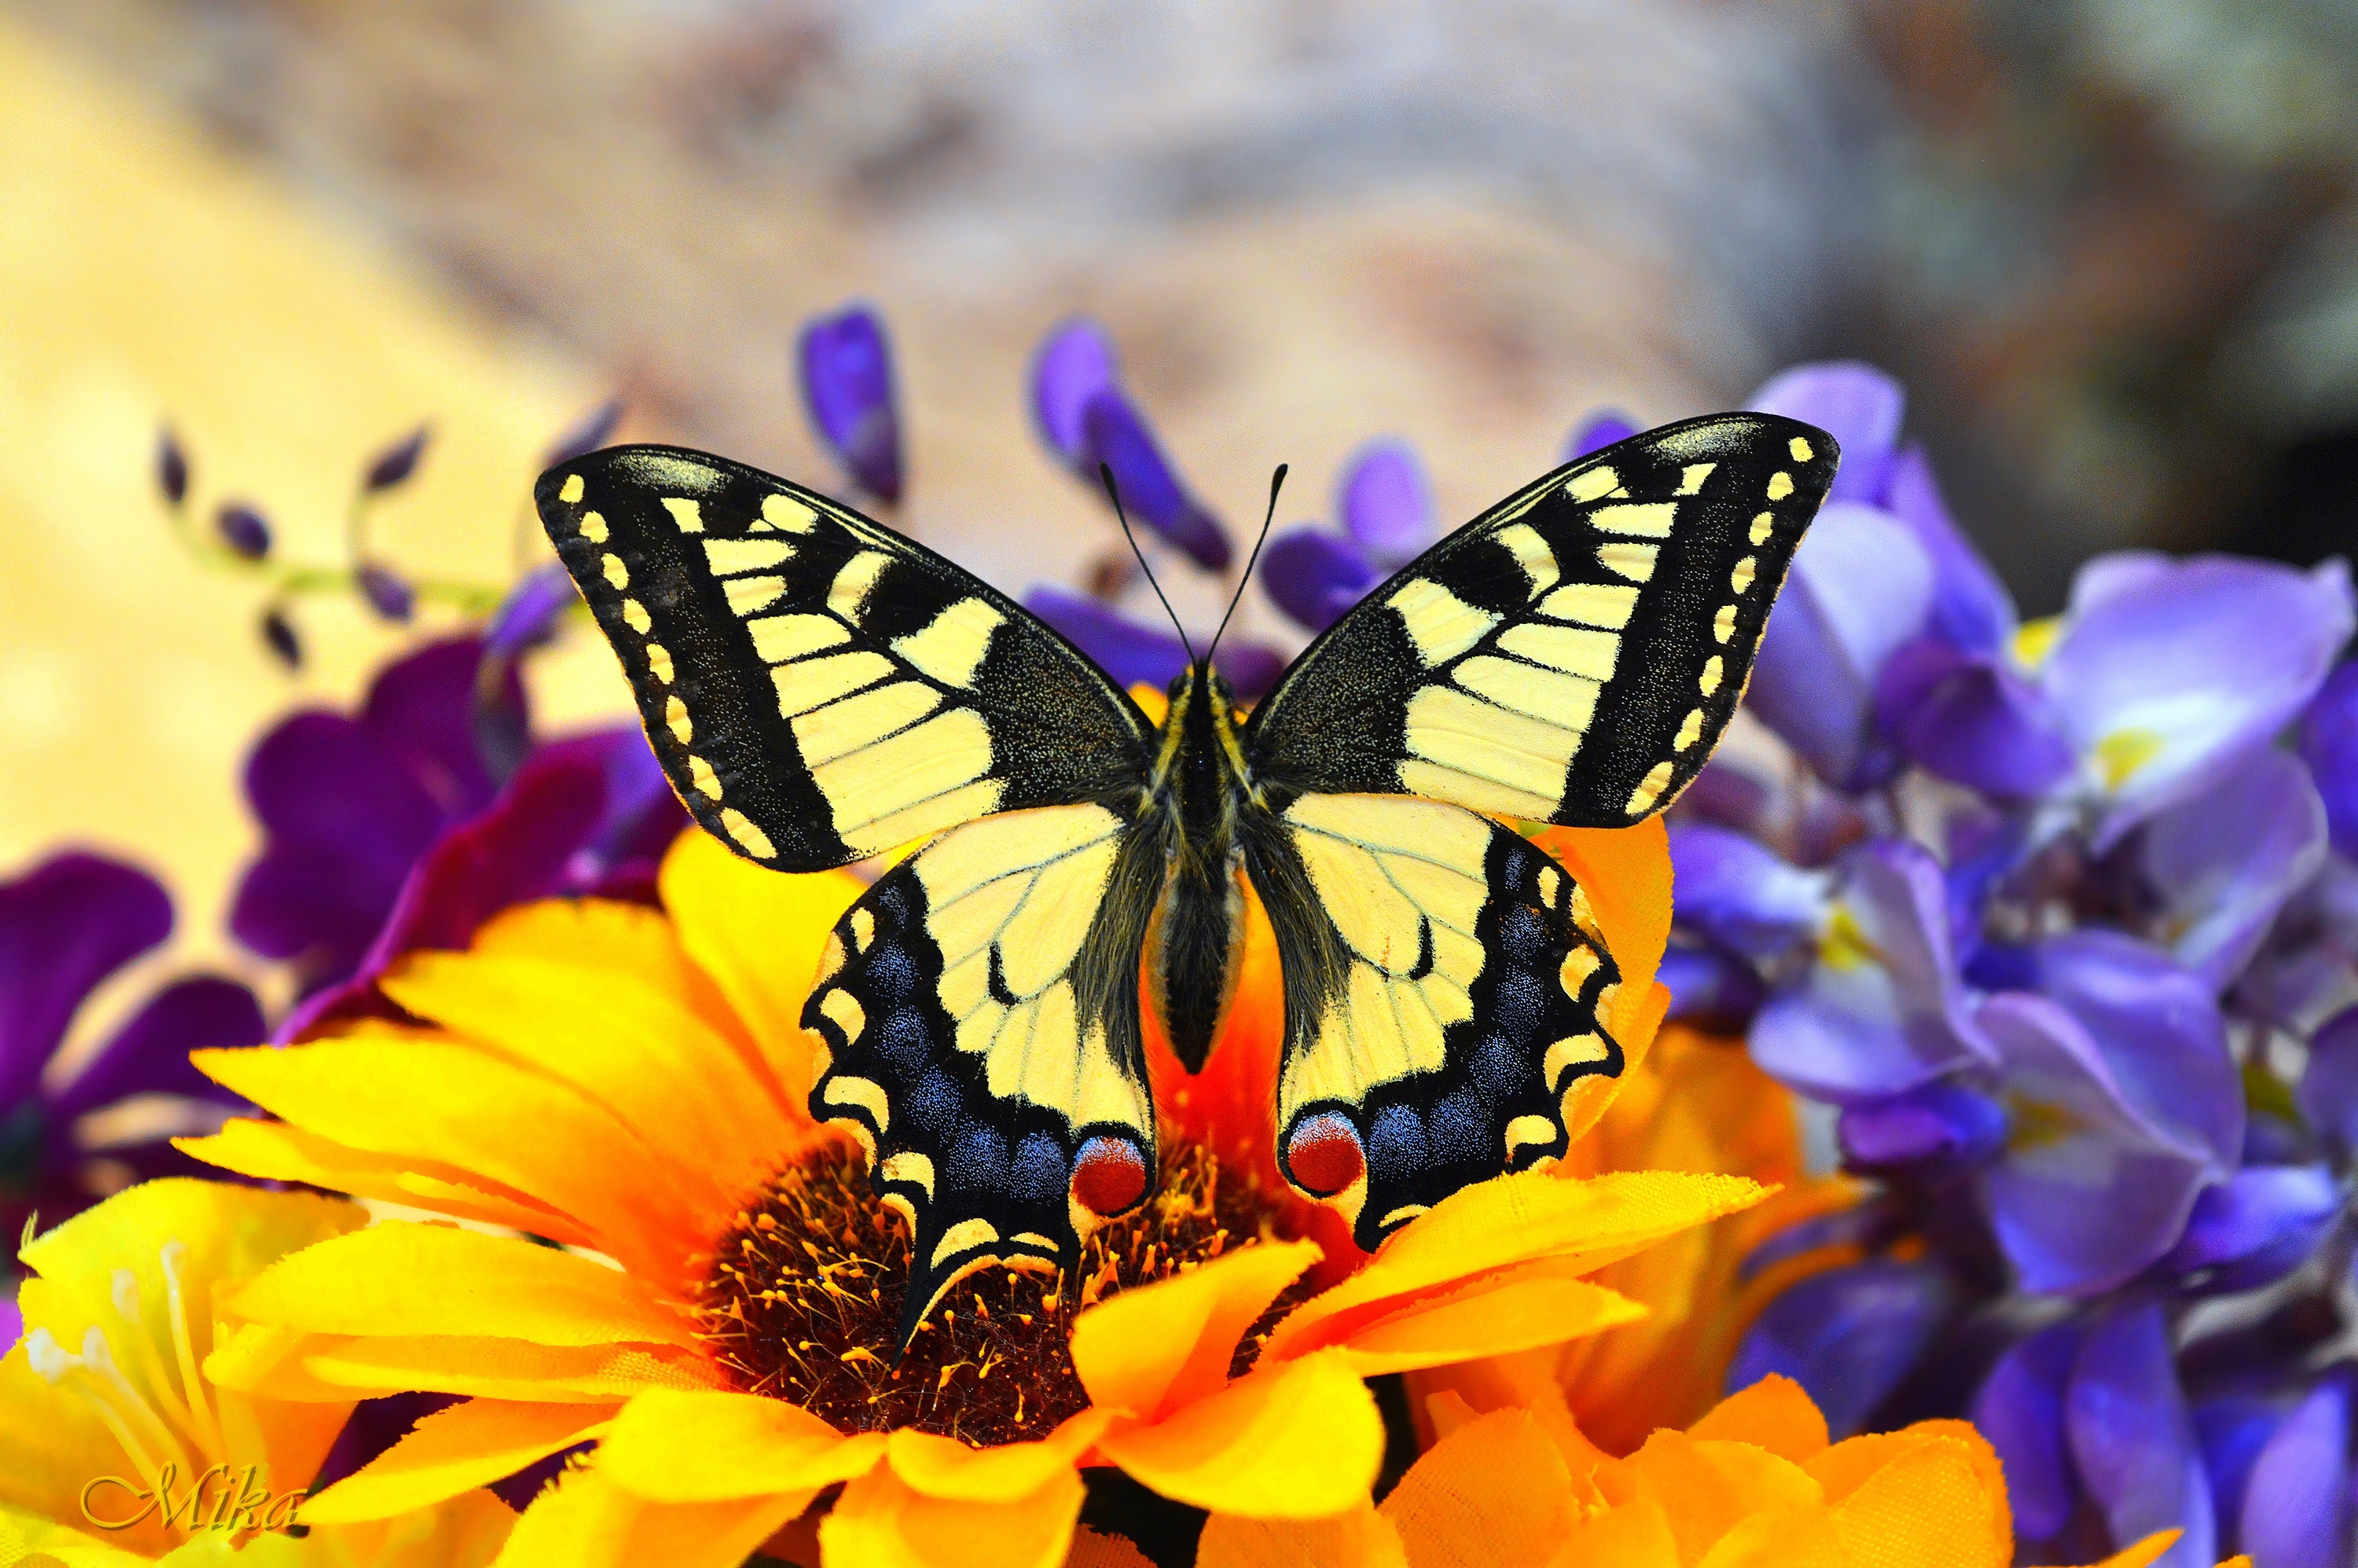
[
  {"x1": 1, "y1": 1177, "x2": 515, "y2": 1566},
  {"x1": 1407, "y1": 1021, "x2": 1864, "y2": 1456},
  {"x1": 176, "y1": 821, "x2": 1767, "y2": 1566},
  {"x1": 1192, "y1": 1374, "x2": 2247, "y2": 1568}
]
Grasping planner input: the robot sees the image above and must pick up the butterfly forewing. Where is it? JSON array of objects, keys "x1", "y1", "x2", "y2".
[
  {"x1": 536, "y1": 446, "x2": 1154, "y2": 872},
  {"x1": 1243, "y1": 413, "x2": 1837, "y2": 827}
]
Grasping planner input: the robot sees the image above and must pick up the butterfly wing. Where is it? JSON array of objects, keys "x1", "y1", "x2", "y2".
[
  {"x1": 1243, "y1": 413, "x2": 1836, "y2": 826},
  {"x1": 802, "y1": 802, "x2": 1167, "y2": 1344},
  {"x1": 1242, "y1": 794, "x2": 1623, "y2": 1251},
  {"x1": 537, "y1": 445, "x2": 1155, "y2": 872}
]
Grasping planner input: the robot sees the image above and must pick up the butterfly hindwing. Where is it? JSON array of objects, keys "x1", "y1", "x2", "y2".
[
  {"x1": 1243, "y1": 413, "x2": 1837, "y2": 827},
  {"x1": 801, "y1": 802, "x2": 1166, "y2": 1342},
  {"x1": 537, "y1": 446, "x2": 1155, "y2": 872},
  {"x1": 1243, "y1": 793, "x2": 1623, "y2": 1251}
]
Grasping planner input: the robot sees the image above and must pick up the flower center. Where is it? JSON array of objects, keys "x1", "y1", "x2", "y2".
[{"x1": 692, "y1": 1138, "x2": 1310, "y2": 1446}]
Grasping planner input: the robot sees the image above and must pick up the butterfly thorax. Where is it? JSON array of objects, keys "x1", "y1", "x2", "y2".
[{"x1": 1141, "y1": 663, "x2": 1256, "y2": 1073}]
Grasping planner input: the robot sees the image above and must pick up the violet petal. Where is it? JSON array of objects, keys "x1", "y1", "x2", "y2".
[
  {"x1": 356, "y1": 563, "x2": 417, "y2": 625},
  {"x1": 156, "y1": 428, "x2": 189, "y2": 507},
  {"x1": 1744, "y1": 502, "x2": 1934, "y2": 789},
  {"x1": 1973, "y1": 1320, "x2": 2086, "y2": 1541},
  {"x1": 1838, "y1": 1080, "x2": 2008, "y2": 1171},
  {"x1": 2140, "y1": 747, "x2": 2331, "y2": 990},
  {"x1": 2299, "y1": 659, "x2": 2358, "y2": 860},
  {"x1": 1337, "y1": 438, "x2": 1437, "y2": 567},
  {"x1": 1667, "y1": 823, "x2": 1830, "y2": 958},
  {"x1": 2297, "y1": 1004, "x2": 2358, "y2": 1152},
  {"x1": 1260, "y1": 525, "x2": 1381, "y2": 633},
  {"x1": 1023, "y1": 586, "x2": 1191, "y2": 694},
  {"x1": 1884, "y1": 442, "x2": 2015, "y2": 654},
  {"x1": 1724, "y1": 1259, "x2": 1952, "y2": 1438},
  {"x1": 1874, "y1": 637, "x2": 2074, "y2": 801},
  {"x1": 1563, "y1": 410, "x2": 1638, "y2": 462},
  {"x1": 1213, "y1": 642, "x2": 1286, "y2": 703},
  {"x1": 50, "y1": 975, "x2": 263, "y2": 1117},
  {"x1": 1748, "y1": 361, "x2": 1905, "y2": 505},
  {"x1": 2030, "y1": 931, "x2": 2242, "y2": 1171},
  {"x1": 238, "y1": 713, "x2": 444, "y2": 877},
  {"x1": 1658, "y1": 941, "x2": 1768, "y2": 1032},
  {"x1": 1747, "y1": 838, "x2": 1989, "y2": 1102},
  {"x1": 540, "y1": 397, "x2": 624, "y2": 468},
  {"x1": 1978, "y1": 993, "x2": 2215, "y2": 1295},
  {"x1": 0, "y1": 854, "x2": 173, "y2": 1111},
  {"x1": 796, "y1": 303, "x2": 903, "y2": 503},
  {"x1": 2043, "y1": 554, "x2": 2356, "y2": 847},
  {"x1": 362, "y1": 425, "x2": 431, "y2": 493},
  {"x1": 2066, "y1": 1303, "x2": 2216, "y2": 1568},
  {"x1": 1082, "y1": 391, "x2": 1231, "y2": 571},
  {"x1": 1030, "y1": 317, "x2": 1121, "y2": 471},
  {"x1": 2158, "y1": 1165, "x2": 2342, "y2": 1295},
  {"x1": 2239, "y1": 1375, "x2": 2356, "y2": 1568},
  {"x1": 360, "y1": 637, "x2": 508, "y2": 824},
  {"x1": 2195, "y1": 1394, "x2": 2286, "y2": 1554},
  {"x1": 215, "y1": 502, "x2": 271, "y2": 561}
]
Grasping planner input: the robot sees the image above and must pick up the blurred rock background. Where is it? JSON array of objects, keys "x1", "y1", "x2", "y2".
[{"x1": 2, "y1": 0, "x2": 2352, "y2": 978}]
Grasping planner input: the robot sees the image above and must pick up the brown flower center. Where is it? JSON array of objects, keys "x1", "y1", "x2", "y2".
[{"x1": 692, "y1": 1138, "x2": 1313, "y2": 1447}]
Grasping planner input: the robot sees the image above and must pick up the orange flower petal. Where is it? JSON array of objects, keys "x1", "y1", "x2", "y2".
[
  {"x1": 1535, "y1": 819, "x2": 1671, "y2": 999},
  {"x1": 883, "y1": 1408, "x2": 1112, "y2": 1502},
  {"x1": 381, "y1": 942, "x2": 788, "y2": 1223},
  {"x1": 819, "y1": 1460, "x2": 1085, "y2": 1568},
  {"x1": 1807, "y1": 1419, "x2": 2011, "y2": 1563},
  {"x1": 176, "y1": 1118, "x2": 594, "y2": 1244},
  {"x1": 1596, "y1": 1430, "x2": 1821, "y2": 1563},
  {"x1": 1688, "y1": 1507, "x2": 1845, "y2": 1568},
  {"x1": 282, "y1": 1335, "x2": 722, "y2": 1403},
  {"x1": 593, "y1": 1388, "x2": 883, "y2": 1503},
  {"x1": 1827, "y1": 1434, "x2": 2005, "y2": 1568},
  {"x1": 192, "y1": 1039, "x2": 698, "y2": 1278},
  {"x1": 1328, "y1": 1270, "x2": 1647, "y2": 1377},
  {"x1": 661, "y1": 827, "x2": 865, "y2": 1107},
  {"x1": 1093, "y1": 1350, "x2": 1383, "y2": 1519},
  {"x1": 1547, "y1": 1494, "x2": 1681, "y2": 1568},
  {"x1": 1071, "y1": 1239, "x2": 1323, "y2": 1418},
  {"x1": 229, "y1": 1221, "x2": 692, "y2": 1349},
  {"x1": 498, "y1": 1463, "x2": 808, "y2": 1568},
  {"x1": 1377, "y1": 1408, "x2": 1574, "y2": 1568},
  {"x1": 1194, "y1": 1504, "x2": 1409, "y2": 1568},
  {"x1": 1268, "y1": 1171, "x2": 1768, "y2": 1362},
  {"x1": 300, "y1": 1399, "x2": 613, "y2": 1523},
  {"x1": 1684, "y1": 1375, "x2": 1829, "y2": 1464}
]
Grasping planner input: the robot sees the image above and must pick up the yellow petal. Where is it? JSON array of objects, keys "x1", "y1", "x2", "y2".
[
  {"x1": 245, "y1": 1334, "x2": 722, "y2": 1405},
  {"x1": 301, "y1": 1400, "x2": 613, "y2": 1523},
  {"x1": 494, "y1": 1463, "x2": 805, "y2": 1568},
  {"x1": 381, "y1": 942, "x2": 788, "y2": 1225},
  {"x1": 1597, "y1": 1430, "x2": 1821, "y2": 1563},
  {"x1": 192, "y1": 1039, "x2": 701, "y2": 1283},
  {"x1": 1066, "y1": 1525, "x2": 1158, "y2": 1568},
  {"x1": 661, "y1": 827, "x2": 866, "y2": 1106},
  {"x1": 175, "y1": 1118, "x2": 593, "y2": 1246},
  {"x1": 1071, "y1": 1239, "x2": 1322, "y2": 1418},
  {"x1": 1268, "y1": 1171, "x2": 1767, "y2": 1363},
  {"x1": 820, "y1": 1460, "x2": 1085, "y2": 1568},
  {"x1": 1195, "y1": 1504, "x2": 1409, "y2": 1568},
  {"x1": 1095, "y1": 1350, "x2": 1382, "y2": 1519},
  {"x1": 1376, "y1": 1408, "x2": 1573, "y2": 1568},
  {"x1": 1546, "y1": 1494, "x2": 1680, "y2": 1568},
  {"x1": 884, "y1": 1408, "x2": 1111, "y2": 1502},
  {"x1": 598, "y1": 1389, "x2": 882, "y2": 1504},
  {"x1": 1684, "y1": 1375, "x2": 1828, "y2": 1463},
  {"x1": 1807, "y1": 1419, "x2": 2010, "y2": 1563},
  {"x1": 1328, "y1": 1269, "x2": 1647, "y2": 1377},
  {"x1": 1827, "y1": 1434, "x2": 2004, "y2": 1568},
  {"x1": 0, "y1": 1502, "x2": 154, "y2": 1566},
  {"x1": 230, "y1": 1221, "x2": 692, "y2": 1350},
  {"x1": 288, "y1": 1489, "x2": 520, "y2": 1568}
]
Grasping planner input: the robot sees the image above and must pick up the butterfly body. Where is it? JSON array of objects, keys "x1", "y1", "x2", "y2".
[{"x1": 536, "y1": 413, "x2": 1838, "y2": 1342}]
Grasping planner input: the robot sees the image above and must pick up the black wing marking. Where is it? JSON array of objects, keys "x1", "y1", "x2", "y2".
[
  {"x1": 801, "y1": 802, "x2": 1168, "y2": 1344},
  {"x1": 1243, "y1": 413, "x2": 1835, "y2": 826},
  {"x1": 537, "y1": 446, "x2": 1155, "y2": 872},
  {"x1": 1243, "y1": 793, "x2": 1625, "y2": 1253}
]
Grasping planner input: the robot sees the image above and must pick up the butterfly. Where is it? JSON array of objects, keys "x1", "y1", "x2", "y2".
[{"x1": 536, "y1": 413, "x2": 1836, "y2": 1342}]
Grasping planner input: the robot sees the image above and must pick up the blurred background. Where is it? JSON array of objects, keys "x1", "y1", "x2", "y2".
[{"x1": 3, "y1": 0, "x2": 2355, "y2": 973}]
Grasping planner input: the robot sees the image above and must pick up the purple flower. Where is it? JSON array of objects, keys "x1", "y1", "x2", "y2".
[
  {"x1": 2240, "y1": 1373, "x2": 2356, "y2": 1568},
  {"x1": 1745, "y1": 838, "x2": 1991, "y2": 1101},
  {"x1": 2138, "y1": 747, "x2": 2330, "y2": 990},
  {"x1": 1836, "y1": 1079, "x2": 2007, "y2": 1172},
  {"x1": 1030, "y1": 317, "x2": 1120, "y2": 471},
  {"x1": 2156, "y1": 1165, "x2": 2343, "y2": 1294},
  {"x1": 356, "y1": 562, "x2": 417, "y2": 623},
  {"x1": 797, "y1": 303, "x2": 903, "y2": 504},
  {"x1": 1873, "y1": 637, "x2": 2073, "y2": 802},
  {"x1": 230, "y1": 637, "x2": 524, "y2": 995},
  {"x1": 362, "y1": 424, "x2": 431, "y2": 493},
  {"x1": 1974, "y1": 1320, "x2": 2086, "y2": 1541},
  {"x1": 541, "y1": 397, "x2": 625, "y2": 468},
  {"x1": 1750, "y1": 361, "x2": 1906, "y2": 506},
  {"x1": 215, "y1": 501, "x2": 270, "y2": 561},
  {"x1": 2301, "y1": 659, "x2": 2358, "y2": 860},
  {"x1": 1021, "y1": 586, "x2": 1280, "y2": 700},
  {"x1": 2068, "y1": 1304, "x2": 2218, "y2": 1568},
  {"x1": 1883, "y1": 443, "x2": 2017, "y2": 656},
  {"x1": 0, "y1": 853, "x2": 262, "y2": 1244},
  {"x1": 1562, "y1": 410, "x2": 1637, "y2": 463},
  {"x1": 1261, "y1": 525, "x2": 1381, "y2": 634},
  {"x1": 1337, "y1": 438, "x2": 1437, "y2": 568},
  {"x1": 156, "y1": 428, "x2": 189, "y2": 507},
  {"x1": 1724, "y1": 1258, "x2": 1953, "y2": 1438},
  {"x1": 1667, "y1": 823, "x2": 1831, "y2": 958},
  {"x1": 2296, "y1": 1004, "x2": 2358, "y2": 1154}
]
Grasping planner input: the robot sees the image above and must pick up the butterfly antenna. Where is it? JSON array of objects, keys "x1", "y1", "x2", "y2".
[
  {"x1": 1100, "y1": 462, "x2": 1196, "y2": 667},
  {"x1": 1207, "y1": 463, "x2": 1286, "y2": 667}
]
